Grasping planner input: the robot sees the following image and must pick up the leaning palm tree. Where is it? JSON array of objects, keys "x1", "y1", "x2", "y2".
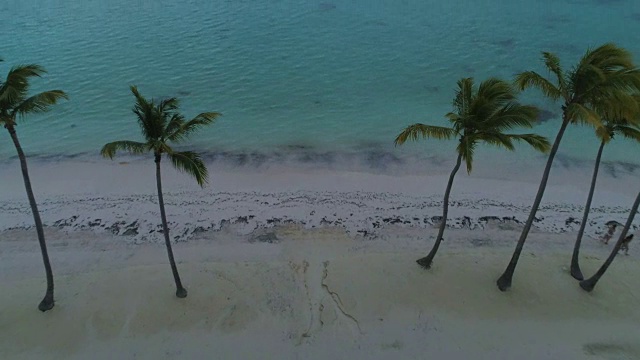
[
  {"x1": 570, "y1": 97, "x2": 640, "y2": 280},
  {"x1": 579, "y1": 190, "x2": 640, "y2": 292},
  {"x1": 395, "y1": 77, "x2": 550, "y2": 269},
  {"x1": 0, "y1": 60, "x2": 68, "y2": 311},
  {"x1": 497, "y1": 43, "x2": 640, "y2": 291},
  {"x1": 101, "y1": 86, "x2": 220, "y2": 298}
]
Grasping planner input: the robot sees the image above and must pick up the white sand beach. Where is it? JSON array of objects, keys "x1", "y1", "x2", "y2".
[{"x1": 1, "y1": 159, "x2": 639, "y2": 359}]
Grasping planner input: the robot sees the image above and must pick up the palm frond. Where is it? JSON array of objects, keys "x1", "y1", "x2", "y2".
[
  {"x1": 595, "y1": 125, "x2": 613, "y2": 143},
  {"x1": 394, "y1": 123, "x2": 457, "y2": 146},
  {"x1": 565, "y1": 102, "x2": 602, "y2": 128},
  {"x1": 542, "y1": 51, "x2": 568, "y2": 97},
  {"x1": 578, "y1": 43, "x2": 634, "y2": 74},
  {"x1": 514, "y1": 71, "x2": 563, "y2": 101},
  {"x1": 477, "y1": 132, "x2": 515, "y2": 151},
  {"x1": 167, "y1": 112, "x2": 220, "y2": 142},
  {"x1": 100, "y1": 140, "x2": 149, "y2": 159},
  {"x1": 168, "y1": 151, "x2": 208, "y2": 186},
  {"x1": 157, "y1": 96, "x2": 179, "y2": 114},
  {"x1": 591, "y1": 89, "x2": 640, "y2": 121},
  {"x1": 130, "y1": 85, "x2": 164, "y2": 141},
  {"x1": 571, "y1": 45, "x2": 640, "y2": 103},
  {"x1": 0, "y1": 64, "x2": 47, "y2": 106},
  {"x1": 473, "y1": 78, "x2": 518, "y2": 120},
  {"x1": 484, "y1": 103, "x2": 539, "y2": 130},
  {"x1": 505, "y1": 133, "x2": 551, "y2": 153},
  {"x1": 457, "y1": 136, "x2": 476, "y2": 173},
  {"x1": 12, "y1": 90, "x2": 68, "y2": 117},
  {"x1": 615, "y1": 125, "x2": 640, "y2": 142},
  {"x1": 477, "y1": 78, "x2": 515, "y2": 103},
  {"x1": 453, "y1": 78, "x2": 474, "y2": 116}
]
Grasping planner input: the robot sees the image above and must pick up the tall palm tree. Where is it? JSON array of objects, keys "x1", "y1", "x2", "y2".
[
  {"x1": 395, "y1": 77, "x2": 550, "y2": 269},
  {"x1": 497, "y1": 43, "x2": 640, "y2": 291},
  {"x1": 570, "y1": 98, "x2": 640, "y2": 280},
  {"x1": 0, "y1": 60, "x2": 68, "y2": 311},
  {"x1": 579, "y1": 190, "x2": 640, "y2": 292},
  {"x1": 101, "y1": 86, "x2": 220, "y2": 298}
]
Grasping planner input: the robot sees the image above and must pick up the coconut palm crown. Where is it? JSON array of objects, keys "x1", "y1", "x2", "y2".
[
  {"x1": 1, "y1": 59, "x2": 68, "y2": 312},
  {"x1": 395, "y1": 77, "x2": 550, "y2": 269},
  {"x1": 101, "y1": 86, "x2": 219, "y2": 185},
  {"x1": 101, "y1": 85, "x2": 220, "y2": 298}
]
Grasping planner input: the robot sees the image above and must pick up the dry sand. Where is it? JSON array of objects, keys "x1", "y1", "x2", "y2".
[{"x1": 1, "y1": 225, "x2": 639, "y2": 360}]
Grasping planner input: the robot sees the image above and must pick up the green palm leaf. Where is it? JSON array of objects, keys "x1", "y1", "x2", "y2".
[
  {"x1": 506, "y1": 133, "x2": 551, "y2": 153},
  {"x1": 12, "y1": 90, "x2": 68, "y2": 117},
  {"x1": 477, "y1": 132, "x2": 515, "y2": 151},
  {"x1": 169, "y1": 151, "x2": 208, "y2": 186},
  {"x1": 565, "y1": 102, "x2": 602, "y2": 127},
  {"x1": 167, "y1": 112, "x2": 221, "y2": 142},
  {"x1": 542, "y1": 52, "x2": 568, "y2": 99},
  {"x1": 457, "y1": 136, "x2": 477, "y2": 173},
  {"x1": 0, "y1": 64, "x2": 47, "y2": 106},
  {"x1": 453, "y1": 78, "x2": 474, "y2": 116},
  {"x1": 615, "y1": 125, "x2": 640, "y2": 142},
  {"x1": 100, "y1": 140, "x2": 148, "y2": 159},
  {"x1": 514, "y1": 71, "x2": 563, "y2": 101},
  {"x1": 394, "y1": 124, "x2": 458, "y2": 145},
  {"x1": 484, "y1": 103, "x2": 538, "y2": 130}
]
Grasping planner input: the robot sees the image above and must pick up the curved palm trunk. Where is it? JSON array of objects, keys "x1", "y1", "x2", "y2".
[
  {"x1": 7, "y1": 125, "x2": 55, "y2": 311},
  {"x1": 155, "y1": 154, "x2": 188, "y2": 298},
  {"x1": 580, "y1": 191, "x2": 640, "y2": 292},
  {"x1": 497, "y1": 117, "x2": 570, "y2": 291},
  {"x1": 417, "y1": 153, "x2": 462, "y2": 269},
  {"x1": 570, "y1": 140, "x2": 605, "y2": 280}
]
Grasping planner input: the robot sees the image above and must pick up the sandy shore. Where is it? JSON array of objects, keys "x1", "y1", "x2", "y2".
[
  {"x1": 2, "y1": 225, "x2": 640, "y2": 360},
  {"x1": 1, "y1": 159, "x2": 639, "y2": 359}
]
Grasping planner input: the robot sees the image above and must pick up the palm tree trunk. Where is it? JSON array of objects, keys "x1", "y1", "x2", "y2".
[
  {"x1": 155, "y1": 153, "x2": 187, "y2": 298},
  {"x1": 580, "y1": 191, "x2": 640, "y2": 292},
  {"x1": 570, "y1": 140, "x2": 605, "y2": 280},
  {"x1": 6, "y1": 125, "x2": 55, "y2": 311},
  {"x1": 417, "y1": 153, "x2": 462, "y2": 269},
  {"x1": 497, "y1": 117, "x2": 570, "y2": 291}
]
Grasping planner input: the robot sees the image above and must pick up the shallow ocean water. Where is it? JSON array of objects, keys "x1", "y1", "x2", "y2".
[{"x1": 2, "y1": 0, "x2": 640, "y2": 170}]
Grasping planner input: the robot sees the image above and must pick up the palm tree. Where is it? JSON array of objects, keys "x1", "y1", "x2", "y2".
[
  {"x1": 101, "y1": 86, "x2": 220, "y2": 298},
  {"x1": 0, "y1": 60, "x2": 68, "y2": 311},
  {"x1": 497, "y1": 43, "x2": 640, "y2": 291},
  {"x1": 579, "y1": 191, "x2": 640, "y2": 292},
  {"x1": 570, "y1": 98, "x2": 640, "y2": 280},
  {"x1": 395, "y1": 77, "x2": 550, "y2": 269}
]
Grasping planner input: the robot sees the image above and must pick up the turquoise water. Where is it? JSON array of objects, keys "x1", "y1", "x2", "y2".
[{"x1": 2, "y1": 0, "x2": 640, "y2": 168}]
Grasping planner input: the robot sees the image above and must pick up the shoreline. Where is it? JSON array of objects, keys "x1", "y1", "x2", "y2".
[{"x1": 1, "y1": 157, "x2": 638, "y2": 243}]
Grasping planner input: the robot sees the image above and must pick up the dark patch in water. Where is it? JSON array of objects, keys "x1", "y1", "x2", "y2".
[
  {"x1": 495, "y1": 38, "x2": 517, "y2": 49},
  {"x1": 318, "y1": 3, "x2": 336, "y2": 11},
  {"x1": 594, "y1": 0, "x2": 625, "y2": 4},
  {"x1": 631, "y1": 13, "x2": 640, "y2": 21},
  {"x1": 424, "y1": 85, "x2": 440, "y2": 93},
  {"x1": 364, "y1": 19, "x2": 388, "y2": 26}
]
